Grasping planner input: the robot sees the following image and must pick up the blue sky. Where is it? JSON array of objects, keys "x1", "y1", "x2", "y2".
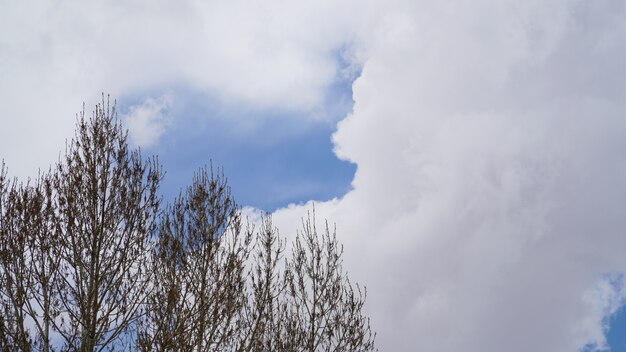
[
  {"x1": 154, "y1": 114, "x2": 355, "y2": 210},
  {"x1": 609, "y1": 311, "x2": 626, "y2": 352},
  {"x1": 119, "y1": 81, "x2": 357, "y2": 211},
  {"x1": 2, "y1": 1, "x2": 626, "y2": 351}
]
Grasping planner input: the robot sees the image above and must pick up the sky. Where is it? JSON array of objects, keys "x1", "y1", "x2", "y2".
[{"x1": 2, "y1": 0, "x2": 626, "y2": 351}]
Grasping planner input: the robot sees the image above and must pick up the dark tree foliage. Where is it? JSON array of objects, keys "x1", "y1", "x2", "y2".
[{"x1": 0, "y1": 97, "x2": 376, "y2": 352}]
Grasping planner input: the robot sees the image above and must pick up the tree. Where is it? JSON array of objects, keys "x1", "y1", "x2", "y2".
[
  {"x1": 0, "y1": 165, "x2": 60, "y2": 352},
  {"x1": 282, "y1": 214, "x2": 376, "y2": 351},
  {"x1": 0, "y1": 96, "x2": 376, "y2": 351},
  {"x1": 138, "y1": 167, "x2": 252, "y2": 351},
  {"x1": 138, "y1": 173, "x2": 376, "y2": 351},
  {"x1": 52, "y1": 98, "x2": 162, "y2": 351},
  {"x1": 239, "y1": 213, "x2": 377, "y2": 351},
  {"x1": 0, "y1": 162, "x2": 33, "y2": 351},
  {"x1": 238, "y1": 215, "x2": 286, "y2": 351}
]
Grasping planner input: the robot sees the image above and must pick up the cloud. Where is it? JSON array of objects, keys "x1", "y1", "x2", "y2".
[
  {"x1": 0, "y1": 0, "x2": 380, "y2": 178},
  {"x1": 123, "y1": 95, "x2": 172, "y2": 148},
  {"x1": 577, "y1": 274, "x2": 626, "y2": 351},
  {"x1": 273, "y1": 0, "x2": 626, "y2": 351}
]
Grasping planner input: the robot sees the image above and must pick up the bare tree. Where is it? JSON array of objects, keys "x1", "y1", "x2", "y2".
[
  {"x1": 0, "y1": 95, "x2": 376, "y2": 352},
  {"x1": 0, "y1": 163, "x2": 32, "y2": 351},
  {"x1": 136, "y1": 204, "x2": 194, "y2": 352},
  {"x1": 52, "y1": 97, "x2": 161, "y2": 351},
  {"x1": 0, "y1": 165, "x2": 63, "y2": 352},
  {"x1": 138, "y1": 180, "x2": 377, "y2": 352},
  {"x1": 236, "y1": 216, "x2": 286, "y2": 352},
  {"x1": 23, "y1": 174, "x2": 61, "y2": 352},
  {"x1": 281, "y1": 212, "x2": 377, "y2": 352},
  {"x1": 138, "y1": 166, "x2": 252, "y2": 352},
  {"x1": 133, "y1": 173, "x2": 377, "y2": 352}
]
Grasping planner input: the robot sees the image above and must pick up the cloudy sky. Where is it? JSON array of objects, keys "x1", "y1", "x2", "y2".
[{"x1": 2, "y1": 0, "x2": 626, "y2": 350}]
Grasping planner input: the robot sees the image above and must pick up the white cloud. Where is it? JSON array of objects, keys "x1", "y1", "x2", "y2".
[
  {"x1": 123, "y1": 95, "x2": 172, "y2": 148},
  {"x1": 274, "y1": 0, "x2": 626, "y2": 351},
  {"x1": 0, "y1": 0, "x2": 382, "y2": 178},
  {"x1": 576, "y1": 274, "x2": 625, "y2": 351}
]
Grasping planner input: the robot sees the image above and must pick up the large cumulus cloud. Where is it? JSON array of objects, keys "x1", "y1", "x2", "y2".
[{"x1": 274, "y1": 1, "x2": 626, "y2": 351}]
